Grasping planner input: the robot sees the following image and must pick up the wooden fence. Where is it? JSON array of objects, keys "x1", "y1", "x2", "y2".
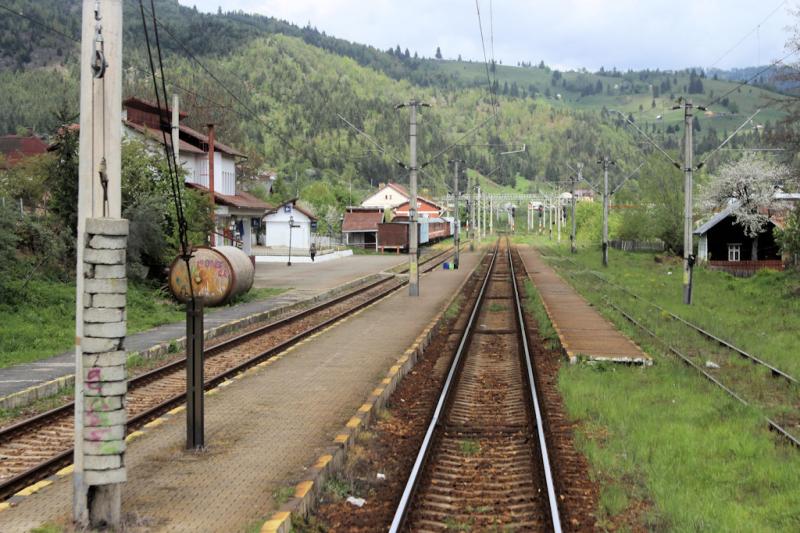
[
  {"x1": 609, "y1": 239, "x2": 665, "y2": 252},
  {"x1": 707, "y1": 260, "x2": 785, "y2": 278}
]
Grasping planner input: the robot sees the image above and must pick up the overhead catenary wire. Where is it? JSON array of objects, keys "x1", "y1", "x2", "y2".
[
  {"x1": 137, "y1": 0, "x2": 195, "y2": 306},
  {"x1": 475, "y1": 0, "x2": 500, "y2": 118},
  {"x1": 707, "y1": 0, "x2": 789, "y2": 71},
  {"x1": 130, "y1": 0, "x2": 314, "y2": 164}
]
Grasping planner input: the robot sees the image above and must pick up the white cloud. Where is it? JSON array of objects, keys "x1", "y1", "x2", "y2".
[{"x1": 179, "y1": 0, "x2": 795, "y2": 70}]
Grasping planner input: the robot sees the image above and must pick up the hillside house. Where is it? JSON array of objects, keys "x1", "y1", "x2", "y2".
[
  {"x1": 263, "y1": 198, "x2": 317, "y2": 250},
  {"x1": 342, "y1": 207, "x2": 384, "y2": 249},
  {"x1": 361, "y1": 182, "x2": 410, "y2": 209},
  {"x1": 122, "y1": 97, "x2": 270, "y2": 254},
  {"x1": 694, "y1": 199, "x2": 796, "y2": 275}
]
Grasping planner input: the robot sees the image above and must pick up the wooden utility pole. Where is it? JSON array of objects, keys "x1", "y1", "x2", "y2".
[{"x1": 75, "y1": 0, "x2": 124, "y2": 527}]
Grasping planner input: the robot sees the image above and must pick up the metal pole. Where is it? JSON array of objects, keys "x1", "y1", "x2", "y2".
[
  {"x1": 287, "y1": 216, "x2": 293, "y2": 266},
  {"x1": 683, "y1": 99, "x2": 694, "y2": 304},
  {"x1": 602, "y1": 158, "x2": 610, "y2": 267},
  {"x1": 186, "y1": 299, "x2": 204, "y2": 449}
]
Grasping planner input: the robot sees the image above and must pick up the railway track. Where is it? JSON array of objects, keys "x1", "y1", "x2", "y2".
[
  {"x1": 542, "y1": 249, "x2": 800, "y2": 447},
  {"x1": 0, "y1": 245, "x2": 459, "y2": 501},
  {"x1": 390, "y1": 239, "x2": 562, "y2": 532}
]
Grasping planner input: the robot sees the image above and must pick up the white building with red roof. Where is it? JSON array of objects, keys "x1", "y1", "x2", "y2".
[
  {"x1": 121, "y1": 97, "x2": 270, "y2": 254},
  {"x1": 360, "y1": 182, "x2": 410, "y2": 209}
]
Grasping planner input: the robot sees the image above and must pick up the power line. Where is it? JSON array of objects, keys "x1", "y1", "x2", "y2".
[{"x1": 0, "y1": 2, "x2": 79, "y2": 43}]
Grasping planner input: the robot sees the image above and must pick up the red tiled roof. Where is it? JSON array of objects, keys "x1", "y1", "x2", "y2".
[
  {"x1": 0, "y1": 136, "x2": 48, "y2": 167},
  {"x1": 123, "y1": 97, "x2": 188, "y2": 120},
  {"x1": 387, "y1": 182, "x2": 409, "y2": 197},
  {"x1": 124, "y1": 121, "x2": 206, "y2": 154},
  {"x1": 186, "y1": 182, "x2": 272, "y2": 211},
  {"x1": 343, "y1": 208, "x2": 383, "y2": 232},
  {"x1": 393, "y1": 197, "x2": 443, "y2": 215}
]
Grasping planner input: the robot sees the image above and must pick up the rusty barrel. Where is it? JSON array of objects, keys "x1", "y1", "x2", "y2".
[{"x1": 168, "y1": 246, "x2": 254, "y2": 306}]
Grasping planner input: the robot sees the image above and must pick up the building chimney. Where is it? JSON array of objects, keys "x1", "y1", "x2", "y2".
[{"x1": 207, "y1": 124, "x2": 216, "y2": 246}]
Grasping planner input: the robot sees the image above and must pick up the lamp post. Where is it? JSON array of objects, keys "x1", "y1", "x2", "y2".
[{"x1": 287, "y1": 215, "x2": 300, "y2": 266}]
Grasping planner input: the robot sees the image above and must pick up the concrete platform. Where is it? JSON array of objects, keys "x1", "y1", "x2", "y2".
[
  {"x1": 253, "y1": 253, "x2": 405, "y2": 290},
  {"x1": 520, "y1": 247, "x2": 651, "y2": 365},
  {"x1": 0, "y1": 253, "x2": 411, "y2": 407},
  {"x1": 0, "y1": 251, "x2": 481, "y2": 533}
]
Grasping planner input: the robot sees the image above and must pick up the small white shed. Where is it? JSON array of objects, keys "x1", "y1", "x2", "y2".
[{"x1": 263, "y1": 199, "x2": 317, "y2": 250}]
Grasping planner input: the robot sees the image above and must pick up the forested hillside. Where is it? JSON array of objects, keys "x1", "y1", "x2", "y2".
[{"x1": 0, "y1": 0, "x2": 785, "y2": 203}]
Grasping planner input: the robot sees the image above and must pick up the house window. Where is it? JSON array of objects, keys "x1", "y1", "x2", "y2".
[{"x1": 728, "y1": 244, "x2": 741, "y2": 262}]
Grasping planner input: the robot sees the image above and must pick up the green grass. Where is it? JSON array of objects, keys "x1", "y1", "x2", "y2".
[
  {"x1": 525, "y1": 235, "x2": 800, "y2": 378},
  {"x1": 519, "y1": 235, "x2": 800, "y2": 530},
  {"x1": 458, "y1": 439, "x2": 480, "y2": 455},
  {"x1": 272, "y1": 485, "x2": 294, "y2": 506},
  {"x1": 0, "y1": 281, "x2": 287, "y2": 369}
]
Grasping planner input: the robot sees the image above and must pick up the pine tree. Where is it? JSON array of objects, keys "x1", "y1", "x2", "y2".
[{"x1": 435, "y1": 46, "x2": 442, "y2": 60}]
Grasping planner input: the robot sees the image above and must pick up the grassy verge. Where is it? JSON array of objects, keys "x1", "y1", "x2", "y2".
[
  {"x1": 0, "y1": 281, "x2": 286, "y2": 369},
  {"x1": 518, "y1": 235, "x2": 800, "y2": 530}
]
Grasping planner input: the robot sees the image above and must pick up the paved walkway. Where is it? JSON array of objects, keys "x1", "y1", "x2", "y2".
[
  {"x1": 0, "y1": 251, "x2": 480, "y2": 532},
  {"x1": 520, "y1": 247, "x2": 651, "y2": 365},
  {"x1": 0, "y1": 254, "x2": 408, "y2": 400}
]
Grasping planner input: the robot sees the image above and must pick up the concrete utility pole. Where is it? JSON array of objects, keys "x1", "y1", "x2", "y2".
[
  {"x1": 556, "y1": 196, "x2": 561, "y2": 242},
  {"x1": 397, "y1": 100, "x2": 428, "y2": 296},
  {"x1": 75, "y1": 0, "x2": 126, "y2": 527},
  {"x1": 469, "y1": 174, "x2": 476, "y2": 251},
  {"x1": 682, "y1": 99, "x2": 695, "y2": 304},
  {"x1": 449, "y1": 159, "x2": 463, "y2": 269},
  {"x1": 599, "y1": 156, "x2": 615, "y2": 267},
  {"x1": 571, "y1": 165, "x2": 580, "y2": 253},
  {"x1": 489, "y1": 196, "x2": 493, "y2": 234}
]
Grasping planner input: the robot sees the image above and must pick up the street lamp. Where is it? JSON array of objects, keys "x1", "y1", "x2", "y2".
[{"x1": 287, "y1": 215, "x2": 300, "y2": 266}]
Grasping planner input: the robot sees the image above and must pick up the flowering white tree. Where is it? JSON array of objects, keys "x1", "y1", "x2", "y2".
[{"x1": 701, "y1": 154, "x2": 790, "y2": 238}]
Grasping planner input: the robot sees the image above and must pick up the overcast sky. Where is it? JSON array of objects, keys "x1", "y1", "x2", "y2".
[{"x1": 178, "y1": 0, "x2": 796, "y2": 71}]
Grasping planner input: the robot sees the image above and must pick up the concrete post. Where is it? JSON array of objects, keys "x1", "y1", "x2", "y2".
[
  {"x1": 75, "y1": 0, "x2": 123, "y2": 526},
  {"x1": 489, "y1": 196, "x2": 493, "y2": 234},
  {"x1": 82, "y1": 217, "x2": 128, "y2": 528},
  {"x1": 683, "y1": 100, "x2": 694, "y2": 304}
]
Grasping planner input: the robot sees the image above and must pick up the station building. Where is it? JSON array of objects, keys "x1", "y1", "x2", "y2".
[{"x1": 122, "y1": 97, "x2": 271, "y2": 254}]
